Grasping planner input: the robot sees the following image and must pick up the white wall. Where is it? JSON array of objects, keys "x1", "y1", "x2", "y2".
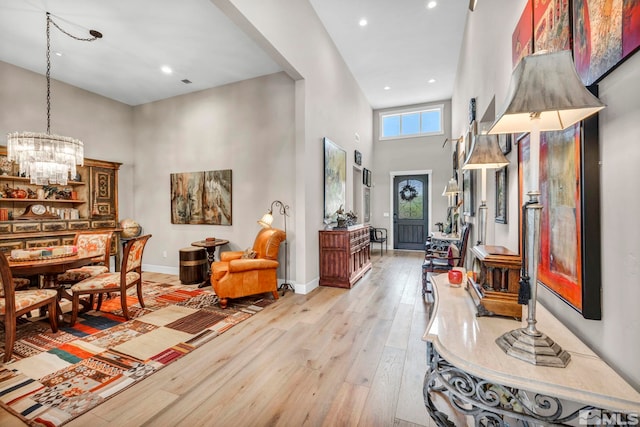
[
  {"x1": 372, "y1": 101, "x2": 453, "y2": 242},
  {"x1": 0, "y1": 60, "x2": 136, "y2": 220},
  {"x1": 213, "y1": 0, "x2": 374, "y2": 289},
  {"x1": 132, "y1": 72, "x2": 296, "y2": 275},
  {"x1": 453, "y1": 0, "x2": 640, "y2": 390}
]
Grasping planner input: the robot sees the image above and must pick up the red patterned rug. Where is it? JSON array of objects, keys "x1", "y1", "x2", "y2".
[{"x1": 0, "y1": 280, "x2": 275, "y2": 426}]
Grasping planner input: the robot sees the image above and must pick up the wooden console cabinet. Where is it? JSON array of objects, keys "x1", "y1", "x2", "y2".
[
  {"x1": 319, "y1": 225, "x2": 371, "y2": 288},
  {"x1": 468, "y1": 245, "x2": 522, "y2": 318}
]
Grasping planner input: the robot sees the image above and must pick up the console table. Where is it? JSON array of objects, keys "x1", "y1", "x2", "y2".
[
  {"x1": 423, "y1": 272, "x2": 640, "y2": 426},
  {"x1": 427, "y1": 232, "x2": 461, "y2": 253},
  {"x1": 319, "y1": 225, "x2": 371, "y2": 288}
]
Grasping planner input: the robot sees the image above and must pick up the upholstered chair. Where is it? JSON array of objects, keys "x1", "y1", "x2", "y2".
[
  {"x1": 0, "y1": 251, "x2": 58, "y2": 362},
  {"x1": 210, "y1": 228, "x2": 285, "y2": 308},
  {"x1": 57, "y1": 231, "x2": 113, "y2": 284},
  {"x1": 68, "y1": 234, "x2": 151, "y2": 326},
  {"x1": 421, "y1": 223, "x2": 471, "y2": 297}
]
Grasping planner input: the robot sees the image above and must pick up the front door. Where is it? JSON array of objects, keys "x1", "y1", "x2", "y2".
[{"x1": 393, "y1": 174, "x2": 429, "y2": 250}]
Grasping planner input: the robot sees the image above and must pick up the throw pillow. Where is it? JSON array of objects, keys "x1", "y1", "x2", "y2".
[
  {"x1": 241, "y1": 248, "x2": 257, "y2": 259},
  {"x1": 447, "y1": 243, "x2": 460, "y2": 267}
]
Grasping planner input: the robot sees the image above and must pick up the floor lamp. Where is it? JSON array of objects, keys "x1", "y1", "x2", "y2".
[
  {"x1": 489, "y1": 50, "x2": 605, "y2": 367},
  {"x1": 462, "y1": 133, "x2": 509, "y2": 246},
  {"x1": 258, "y1": 200, "x2": 293, "y2": 295}
]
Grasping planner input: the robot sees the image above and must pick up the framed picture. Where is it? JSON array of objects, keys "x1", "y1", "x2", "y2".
[
  {"x1": 354, "y1": 150, "x2": 362, "y2": 166},
  {"x1": 362, "y1": 168, "x2": 368, "y2": 185},
  {"x1": 533, "y1": 0, "x2": 571, "y2": 53},
  {"x1": 498, "y1": 133, "x2": 512, "y2": 155},
  {"x1": 363, "y1": 187, "x2": 371, "y2": 223},
  {"x1": 573, "y1": 0, "x2": 640, "y2": 86},
  {"x1": 495, "y1": 166, "x2": 507, "y2": 224},
  {"x1": 517, "y1": 118, "x2": 601, "y2": 319},
  {"x1": 170, "y1": 169, "x2": 232, "y2": 225},
  {"x1": 462, "y1": 169, "x2": 474, "y2": 217},
  {"x1": 324, "y1": 137, "x2": 346, "y2": 221},
  {"x1": 512, "y1": 0, "x2": 533, "y2": 68}
]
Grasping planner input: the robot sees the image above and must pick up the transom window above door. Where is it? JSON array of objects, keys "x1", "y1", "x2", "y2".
[{"x1": 380, "y1": 105, "x2": 444, "y2": 140}]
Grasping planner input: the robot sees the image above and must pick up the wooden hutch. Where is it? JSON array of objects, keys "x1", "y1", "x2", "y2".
[
  {"x1": 0, "y1": 148, "x2": 122, "y2": 261},
  {"x1": 319, "y1": 225, "x2": 371, "y2": 288}
]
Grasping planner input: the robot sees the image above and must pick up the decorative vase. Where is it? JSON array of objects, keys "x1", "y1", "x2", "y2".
[{"x1": 448, "y1": 269, "x2": 463, "y2": 287}]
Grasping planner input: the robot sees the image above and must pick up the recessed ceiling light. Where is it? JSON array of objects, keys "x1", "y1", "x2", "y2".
[
  {"x1": 359, "y1": 18, "x2": 368, "y2": 27},
  {"x1": 384, "y1": 86, "x2": 391, "y2": 91},
  {"x1": 427, "y1": 1, "x2": 437, "y2": 9},
  {"x1": 161, "y1": 65, "x2": 173, "y2": 75},
  {"x1": 428, "y1": 78, "x2": 436, "y2": 83}
]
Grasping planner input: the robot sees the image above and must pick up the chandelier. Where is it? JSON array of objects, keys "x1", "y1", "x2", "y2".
[{"x1": 6, "y1": 12, "x2": 102, "y2": 185}]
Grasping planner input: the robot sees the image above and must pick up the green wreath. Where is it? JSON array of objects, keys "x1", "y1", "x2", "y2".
[{"x1": 400, "y1": 183, "x2": 418, "y2": 202}]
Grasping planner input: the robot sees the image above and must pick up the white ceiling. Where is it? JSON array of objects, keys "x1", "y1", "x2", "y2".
[{"x1": 0, "y1": 0, "x2": 468, "y2": 109}]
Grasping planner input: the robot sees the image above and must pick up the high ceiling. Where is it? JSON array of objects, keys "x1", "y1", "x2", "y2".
[{"x1": 0, "y1": 0, "x2": 468, "y2": 109}]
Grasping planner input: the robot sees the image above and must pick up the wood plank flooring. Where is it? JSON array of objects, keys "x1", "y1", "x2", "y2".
[{"x1": 4, "y1": 251, "x2": 435, "y2": 427}]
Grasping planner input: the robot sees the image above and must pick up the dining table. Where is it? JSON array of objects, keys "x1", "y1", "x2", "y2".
[{"x1": 9, "y1": 249, "x2": 105, "y2": 317}]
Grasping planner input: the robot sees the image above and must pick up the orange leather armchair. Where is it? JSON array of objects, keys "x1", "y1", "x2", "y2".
[{"x1": 210, "y1": 228, "x2": 286, "y2": 308}]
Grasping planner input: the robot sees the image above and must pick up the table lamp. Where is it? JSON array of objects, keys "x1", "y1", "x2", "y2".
[
  {"x1": 489, "y1": 50, "x2": 605, "y2": 367},
  {"x1": 462, "y1": 133, "x2": 509, "y2": 245}
]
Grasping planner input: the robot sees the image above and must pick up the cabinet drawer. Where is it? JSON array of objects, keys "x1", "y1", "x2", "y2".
[
  {"x1": 13, "y1": 222, "x2": 41, "y2": 233},
  {"x1": 92, "y1": 220, "x2": 116, "y2": 228},
  {"x1": 69, "y1": 221, "x2": 90, "y2": 230},
  {"x1": 26, "y1": 238, "x2": 61, "y2": 248},
  {"x1": 61, "y1": 236, "x2": 75, "y2": 246},
  {"x1": 0, "y1": 240, "x2": 23, "y2": 252},
  {"x1": 0, "y1": 223, "x2": 11, "y2": 234},
  {"x1": 43, "y1": 221, "x2": 67, "y2": 232}
]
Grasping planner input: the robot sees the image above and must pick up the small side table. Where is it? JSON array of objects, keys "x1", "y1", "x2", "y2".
[{"x1": 191, "y1": 239, "x2": 229, "y2": 288}]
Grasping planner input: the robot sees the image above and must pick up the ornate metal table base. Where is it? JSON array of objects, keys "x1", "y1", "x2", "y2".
[{"x1": 423, "y1": 344, "x2": 636, "y2": 426}]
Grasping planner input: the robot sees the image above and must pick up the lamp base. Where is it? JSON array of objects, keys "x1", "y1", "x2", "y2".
[{"x1": 495, "y1": 328, "x2": 571, "y2": 368}]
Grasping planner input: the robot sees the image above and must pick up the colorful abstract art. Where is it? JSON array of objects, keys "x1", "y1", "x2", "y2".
[
  {"x1": 573, "y1": 0, "x2": 640, "y2": 86},
  {"x1": 512, "y1": 0, "x2": 533, "y2": 68},
  {"x1": 0, "y1": 281, "x2": 274, "y2": 425}
]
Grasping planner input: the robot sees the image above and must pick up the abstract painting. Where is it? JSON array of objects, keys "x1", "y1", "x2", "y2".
[
  {"x1": 512, "y1": 0, "x2": 533, "y2": 68},
  {"x1": 517, "y1": 122, "x2": 602, "y2": 319},
  {"x1": 323, "y1": 137, "x2": 346, "y2": 221},
  {"x1": 533, "y1": 0, "x2": 571, "y2": 53},
  {"x1": 171, "y1": 169, "x2": 232, "y2": 225}
]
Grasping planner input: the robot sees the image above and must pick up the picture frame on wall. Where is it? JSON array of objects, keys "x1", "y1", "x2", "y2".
[
  {"x1": 363, "y1": 187, "x2": 371, "y2": 223},
  {"x1": 323, "y1": 137, "x2": 347, "y2": 221},
  {"x1": 517, "y1": 118, "x2": 602, "y2": 320},
  {"x1": 498, "y1": 133, "x2": 512, "y2": 155},
  {"x1": 170, "y1": 169, "x2": 232, "y2": 225},
  {"x1": 354, "y1": 150, "x2": 362, "y2": 166},
  {"x1": 495, "y1": 166, "x2": 507, "y2": 224},
  {"x1": 462, "y1": 169, "x2": 474, "y2": 217}
]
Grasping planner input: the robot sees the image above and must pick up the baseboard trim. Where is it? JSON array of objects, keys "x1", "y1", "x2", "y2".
[{"x1": 143, "y1": 264, "x2": 179, "y2": 275}]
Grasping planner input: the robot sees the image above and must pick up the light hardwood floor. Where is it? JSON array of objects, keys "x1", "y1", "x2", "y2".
[{"x1": 3, "y1": 251, "x2": 435, "y2": 427}]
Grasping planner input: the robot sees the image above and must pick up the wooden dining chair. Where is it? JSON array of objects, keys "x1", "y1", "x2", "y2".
[
  {"x1": 68, "y1": 234, "x2": 151, "y2": 326},
  {"x1": 0, "y1": 251, "x2": 58, "y2": 362},
  {"x1": 57, "y1": 231, "x2": 113, "y2": 284}
]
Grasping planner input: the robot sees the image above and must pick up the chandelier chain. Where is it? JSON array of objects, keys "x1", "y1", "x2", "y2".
[{"x1": 45, "y1": 12, "x2": 101, "y2": 135}]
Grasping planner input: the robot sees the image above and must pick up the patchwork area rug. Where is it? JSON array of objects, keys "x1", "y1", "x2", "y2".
[{"x1": 0, "y1": 280, "x2": 275, "y2": 426}]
